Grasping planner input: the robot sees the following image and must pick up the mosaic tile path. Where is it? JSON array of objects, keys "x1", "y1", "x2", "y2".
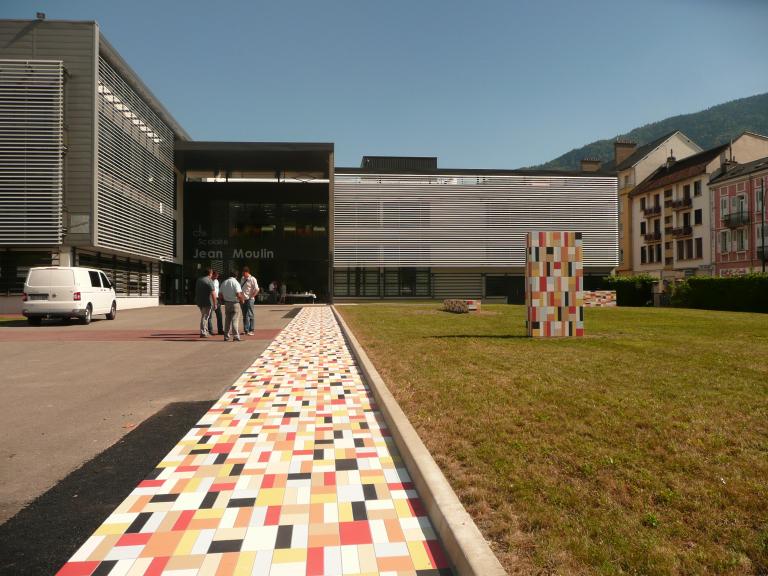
[{"x1": 57, "y1": 307, "x2": 452, "y2": 576}]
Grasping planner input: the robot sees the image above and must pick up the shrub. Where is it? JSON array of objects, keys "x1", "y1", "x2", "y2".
[
  {"x1": 443, "y1": 299, "x2": 469, "y2": 313},
  {"x1": 604, "y1": 275, "x2": 657, "y2": 307},
  {"x1": 671, "y1": 274, "x2": 768, "y2": 313}
]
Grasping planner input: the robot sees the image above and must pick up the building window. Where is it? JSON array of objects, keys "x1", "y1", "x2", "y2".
[
  {"x1": 694, "y1": 209, "x2": 702, "y2": 225},
  {"x1": 686, "y1": 238, "x2": 694, "y2": 259},
  {"x1": 693, "y1": 180, "x2": 702, "y2": 197},
  {"x1": 641, "y1": 246, "x2": 647, "y2": 264},
  {"x1": 677, "y1": 240, "x2": 684, "y2": 260},
  {"x1": 720, "y1": 196, "x2": 729, "y2": 216},
  {"x1": 655, "y1": 244, "x2": 662, "y2": 263},
  {"x1": 640, "y1": 197, "x2": 646, "y2": 211},
  {"x1": 757, "y1": 179, "x2": 764, "y2": 211},
  {"x1": 683, "y1": 184, "x2": 691, "y2": 201},
  {"x1": 640, "y1": 221, "x2": 647, "y2": 235},
  {"x1": 664, "y1": 188, "x2": 672, "y2": 198},
  {"x1": 619, "y1": 248, "x2": 624, "y2": 265},
  {"x1": 757, "y1": 223, "x2": 765, "y2": 247},
  {"x1": 720, "y1": 230, "x2": 730, "y2": 254},
  {"x1": 736, "y1": 228, "x2": 747, "y2": 251},
  {"x1": 653, "y1": 194, "x2": 660, "y2": 208},
  {"x1": 695, "y1": 237, "x2": 702, "y2": 259},
  {"x1": 654, "y1": 219, "x2": 660, "y2": 234},
  {"x1": 683, "y1": 212, "x2": 691, "y2": 228}
]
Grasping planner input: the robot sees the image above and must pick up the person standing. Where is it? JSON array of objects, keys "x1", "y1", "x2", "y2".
[
  {"x1": 194, "y1": 268, "x2": 216, "y2": 338},
  {"x1": 240, "y1": 267, "x2": 260, "y2": 336},
  {"x1": 207, "y1": 270, "x2": 223, "y2": 335},
  {"x1": 268, "y1": 280, "x2": 277, "y2": 304},
  {"x1": 279, "y1": 280, "x2": 287, "y2": 304},
  {"x1": 220, "y1": 271, "x2": 245, "y2": 341}
]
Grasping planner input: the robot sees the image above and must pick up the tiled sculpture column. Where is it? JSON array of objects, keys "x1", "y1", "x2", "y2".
[{"x1": 525, "y1": 231, "x2": 584, "y2": 337}]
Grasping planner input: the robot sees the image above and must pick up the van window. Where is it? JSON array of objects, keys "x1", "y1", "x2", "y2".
[
  {"x1": 88, "y1": 271, "x2": 102, "y2": 287},
  {"x1": 27, "y1": 269, "x2": 74, "y2": 286},
  {"x1": 99, "y1": 272, "x2": 112, "y2": 289},
  {"x1": 27, "y1": 270, "x2": 50, "y2": 287}
]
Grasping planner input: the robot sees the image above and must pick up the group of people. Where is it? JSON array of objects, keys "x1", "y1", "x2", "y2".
[
  {"x1": 267, "y1": 280, "x2": 288, "y2": 304},
  {"x1": 194, "y1": 267, "x2": 260, "y2": 341}
]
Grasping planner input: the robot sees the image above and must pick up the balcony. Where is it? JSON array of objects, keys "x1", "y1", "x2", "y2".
[
  {"x1": 643, "y1": 205, "x2": 661, "y2": 217},
  {"x1": 722, "y1": 211, "x2": 749, "y2": 228},
  {"x1": 671, "y1": 226, "x2": 693, "y2": 238},
  {"x1": 644, "y1": 231, "x2": 662, "y2": 242},
  {"x1": 671, "y1": 198, "x2": 692, "y2": 210}
]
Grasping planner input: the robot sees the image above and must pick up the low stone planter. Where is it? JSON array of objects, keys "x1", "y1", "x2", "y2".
[{"x1": 443, "y1": 299, "x2": 481, "y2": 313}]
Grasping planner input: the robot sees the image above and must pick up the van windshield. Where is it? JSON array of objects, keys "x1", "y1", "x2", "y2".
[{"x1": 27, "y1": 269, "x2": 74, "y2": 287}]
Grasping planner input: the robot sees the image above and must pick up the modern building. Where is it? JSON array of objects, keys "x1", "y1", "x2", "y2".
[
  {"x1": 0, "y1": 19, "x2": 189, "y2": 312},
  {"x1": 709, "y1": 155, "x2": 768, "y2": 275},
  {"x1": 599, "y1": 132, "x2": 700, "y2": 274},
  {"x1": 0, "y1": 18, "x2": 618, "y2": 310},
  {"x1": 628, "y1": 132, "x2": 768, "y2": 283},
  {"x1": 333, "y1": 157, "x2": 617, "y2": 302}
]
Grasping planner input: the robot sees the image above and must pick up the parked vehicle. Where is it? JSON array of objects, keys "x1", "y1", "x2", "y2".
[{"x1": 22, "y1": 267, "x2": 117, "y2": 325}]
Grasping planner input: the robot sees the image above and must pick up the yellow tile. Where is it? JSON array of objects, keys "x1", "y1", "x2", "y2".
[
  {"x1": 175, "y1": 530, "x2": 199, "y2": 556},
  {"x1": 394, "y1": 500, "x2": 412, "y2": 518},
  {"x1": 310, "y1": 490, "x2": 336, "y2": 504},
  {"x1": 234, "y1": 551, "x2": 256, "y2": 575},
  {"x1": 94, "y1": 522, "x2": 131, "y2": 535},
  {"x1": 408, "y1": 540, "x2": 434, "y2": 569},
  {"x1": 272, "y1": 548, "x2": 307, "y2": 563},
  {"x1": 195, "y1": 508, "x2": 224, "y2": 520},
  {"x1": 338, "y1": 501, "x2": 354, "y2": 522},
  {"x1": 255, "y1": 488, "x2": 285, "y2": 506}
]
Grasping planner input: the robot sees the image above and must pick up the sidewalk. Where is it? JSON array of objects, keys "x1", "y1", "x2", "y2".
[{"x1": 57, "y1": 306, "x2": 451, "y2": 576}]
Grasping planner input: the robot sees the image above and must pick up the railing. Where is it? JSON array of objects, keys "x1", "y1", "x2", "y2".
[
  {"x1": 643, "y1": 205, "x2": 661, "y2": 216},
  {"x1": 722, "y1": 211, "x2": 749, "y2": 228},
  {"x1": 644, "y1": 231, "x2": 662, "y2": 242},
  {"x1": 671, "y1": 226, "x2": 693, "y2": 237},
  {"x1": 671, "y1": 198, "x2": 692, "y2": 210}
]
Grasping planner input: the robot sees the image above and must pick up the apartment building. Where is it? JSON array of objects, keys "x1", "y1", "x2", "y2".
[
  {"x1": 600, "y1": 132, "x2": 700, "y2": 274},
  {"x1": 709, "y1": 156, "x2": 768, "y2": 275},
  {"x1": 629, "y1": 132, "x2": 768, "y2": 283}
]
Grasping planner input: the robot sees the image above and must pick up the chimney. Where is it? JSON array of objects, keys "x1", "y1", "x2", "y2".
[
  {"x1": 614, "y1": 138, "x2": 637, "y2": 166},
  {"x1": 666, "y1": 149, "x2": 676, "y2": 169},
  {"x1": 580, "y1": 158, "x2": 602, "y2": 172}
]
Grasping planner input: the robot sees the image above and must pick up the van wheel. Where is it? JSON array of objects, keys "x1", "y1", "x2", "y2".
[
  {"x1": 80, "y1": 304, "x2": 92, "y2": 325},
  {"x1": 28, "y1": 317, "x2": 42, "y2": 326},
  {"x1": 106, "y1": 301, "x2": 117, "y2": 320}
]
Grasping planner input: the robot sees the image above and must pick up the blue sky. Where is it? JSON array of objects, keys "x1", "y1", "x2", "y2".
[{"x1": 4, "y1": 0, "x2": 768, "y2": 168}]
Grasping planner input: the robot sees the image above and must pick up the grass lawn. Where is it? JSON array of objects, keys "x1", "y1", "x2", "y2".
[{"x1": 337, "y1": 304, "x2": 768, "y2": 575}]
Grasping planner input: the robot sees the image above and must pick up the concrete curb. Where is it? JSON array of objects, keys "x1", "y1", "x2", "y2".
[{"x1": 332, "y1": 306, "x2": 507, "y2": 576}]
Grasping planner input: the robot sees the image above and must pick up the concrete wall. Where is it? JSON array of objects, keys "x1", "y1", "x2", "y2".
[{"x1": 0, "y1": 20, "x2": 97, "y2": 248}]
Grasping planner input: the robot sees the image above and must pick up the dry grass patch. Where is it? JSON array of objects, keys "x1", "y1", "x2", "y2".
[{"x1": 338, "y1": 304, "x2": 768, "y2": 576}]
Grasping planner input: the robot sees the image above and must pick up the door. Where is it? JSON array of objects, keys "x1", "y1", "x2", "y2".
[
  {"x1": 87, "y1": 270, "x2": 107, "y2": 313},
  {"x1": 100, "y1": 272, "x2": 114, "y2": 311}
]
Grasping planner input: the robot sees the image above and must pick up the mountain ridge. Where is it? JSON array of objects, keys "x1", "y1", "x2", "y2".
[{"x1": 533, "y1": 92, "x2": 768, "y2": 171}]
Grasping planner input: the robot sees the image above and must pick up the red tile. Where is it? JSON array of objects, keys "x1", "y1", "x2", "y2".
[
  {"x1": 55, "y1": 562, "x2": 100, "y2": 576},
  {"x1": 339, "y1": 521, "x2": 372, "y2": 545},
  {"x1": 265, "y1": 506, "x2": 281, "y2": 526},
  {"x1": 116, "y1": 532, "x2": 151, "y2": 546},
  {"x1": 172, "y1": 510, "x2": 195, "y2": 531},
  {"x1": 144, "y1": 556, "x2": 169, "y2": 576},
  {"x1": 306, "y1": 547, "x2": 324, "y2": 576}
]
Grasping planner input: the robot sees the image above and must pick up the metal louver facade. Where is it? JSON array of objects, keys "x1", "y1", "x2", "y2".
[
  {"x1": 333, "y1": 173, "x2": 618, "y2": 268},
  {"x1": 96, "y1": 56, "x2": 175, "y2": 260},
  {"x1": 0, "y1": 60, "x2": 64, "y2": 245}
]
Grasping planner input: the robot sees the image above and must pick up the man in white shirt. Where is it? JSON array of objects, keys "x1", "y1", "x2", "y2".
[
  {"x1": 219, "y1": 271, "x2": 245, "y2": 341},
  {"x1": 240, "y1": 267, "x2": 260, "y2": 336},
  {"x1": 207, "y1": 271, "x2": 223, "y2": 335}
]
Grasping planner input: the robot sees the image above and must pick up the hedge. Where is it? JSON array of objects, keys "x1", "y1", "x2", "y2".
[
  {"x1": 604, "y1": 275, "x2": 657, "y2": 307},
  {"x1": 671, "y1": 273, "x2": 768, "y2": 313}
]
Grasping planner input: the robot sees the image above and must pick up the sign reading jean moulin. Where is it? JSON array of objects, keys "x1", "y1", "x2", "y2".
[{"x1": 191, "y1": 225, "x2": 274, "y2": 260}]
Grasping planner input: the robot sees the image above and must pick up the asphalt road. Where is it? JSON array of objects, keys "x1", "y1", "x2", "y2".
[{"x1": 0, "y1": 304, "x2": 294, "y2": 524}]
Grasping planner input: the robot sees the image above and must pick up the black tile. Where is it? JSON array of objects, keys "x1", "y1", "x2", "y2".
[
  {"x1": 334, "y1": 431, "x2": 343, "y2": 439},
  {"x1": 145, "y1": 467, "x2": 163, "y2": 480},
  {"x1": 324, "y1": 416, "x2": 332, "y2": 423},
  {"x1": 354, "y1": 438, "x2": 365, "y2": 448},
  {"x1": 313, "y1": 449, "x2": 324, "y2": 460},
  {"x1": 149, "y1": 493, "x2": 178, "y2": 503},
  {"x1": 287, "y1": 472, "x2": 312, "y2": 480},
  {"x1": 92, "y1": 560, "x2": 119, "y2": 576},
  {"x1": 315, "y1": 439, "x2": 333, "y2": 445},
  {"x1": 359, "y1": 422, "x2": 369, "y2": 430},
  {"x1": 230, "y1": 463, "x2": 244, "y2": 476},
  {"x1": 275, "y1": 525, "x2": 293, "y2": 549},
  {"x1": 208, "y1": 539, "x2": 242, "y2": 553},
  {"x1": 125, "y1": 512, "x2": 151, "y2": 533},
  {"x1": 351, "y1": 501, "x2": 367, "y2": 520},
  {"x1": 228, "y1": 498, "x2": 256, "y2": 508},
  {"x1": 198, "y1": 435, "x2": 211, "y2": 444},
  {"x1": 335, "y1": 459, "x2": 357, "y2": 471},
  {"x1": 363, "y1": 484, "x2": 378, "y2": 500},
  {"x1": 214, "y1": 453, "x2": 228, "y2": 465},
  {"x1": 200, "y1": 492, "x2": 218, "y2": 509},
  {"x1": 190, "y1": 449, "x2": 210, "y2": 455},
  {"x1": 284, "y1": 411, "x2": 300, "y2": 418}
]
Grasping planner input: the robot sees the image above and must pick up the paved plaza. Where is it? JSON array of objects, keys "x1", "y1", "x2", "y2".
[
  {"x1": 55, "y1": 307, "x2": 450, "y2": 575},
  {"x1": 0, "y1": 305, "x2": 292, "y2": 524}
]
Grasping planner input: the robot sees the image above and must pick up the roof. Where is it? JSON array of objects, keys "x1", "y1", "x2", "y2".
[
  {"x1": 335, "y1": 166, "x2": 616, "y2": 178},
  {"x1": 630, "y1": 144, "x2": 729, "y2": 196},
  {"x1": 360, "y1": 156, "x2": 437, "y2": 170},
  {"x1": 709, "y1": 155, "x2": 768, "y2": 185},
  {"x1": 601, "y1": 131, "x2": 680, "y2": 173},
  {"x1": 175, "y1": 141, "x2": 334, "y2": 173}
]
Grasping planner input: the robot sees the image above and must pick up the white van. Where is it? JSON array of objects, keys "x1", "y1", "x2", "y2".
[{"x1": 22, "y1": 267, "x2": 117, "y2": 325}]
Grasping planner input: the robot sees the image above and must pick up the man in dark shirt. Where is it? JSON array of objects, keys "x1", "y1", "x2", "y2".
[{"x1": 195, "y1": 268, "x2": 216, "y2": 338}]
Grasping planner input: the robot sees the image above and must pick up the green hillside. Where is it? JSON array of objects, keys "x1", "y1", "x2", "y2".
[{"x1": 535, "y1": 92, "x2": 768, "y2": 171}]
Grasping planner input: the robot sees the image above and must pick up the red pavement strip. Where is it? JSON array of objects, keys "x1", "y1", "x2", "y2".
[{"x1": 0, "y1": 329, "x2": 281, "y2": 342}]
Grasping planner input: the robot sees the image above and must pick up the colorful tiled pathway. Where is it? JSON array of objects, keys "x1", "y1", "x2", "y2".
[{"x1": 57, "y1": 307, "x2": 452, "y2": 576}]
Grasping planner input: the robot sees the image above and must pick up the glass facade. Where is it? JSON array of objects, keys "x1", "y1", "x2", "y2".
[
  {"x1": 333, "y1": 267, "x2": 432, "y2": 298},
  {"x1": 184, "y1": 182, "x2": 329, "y2": 301}
]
